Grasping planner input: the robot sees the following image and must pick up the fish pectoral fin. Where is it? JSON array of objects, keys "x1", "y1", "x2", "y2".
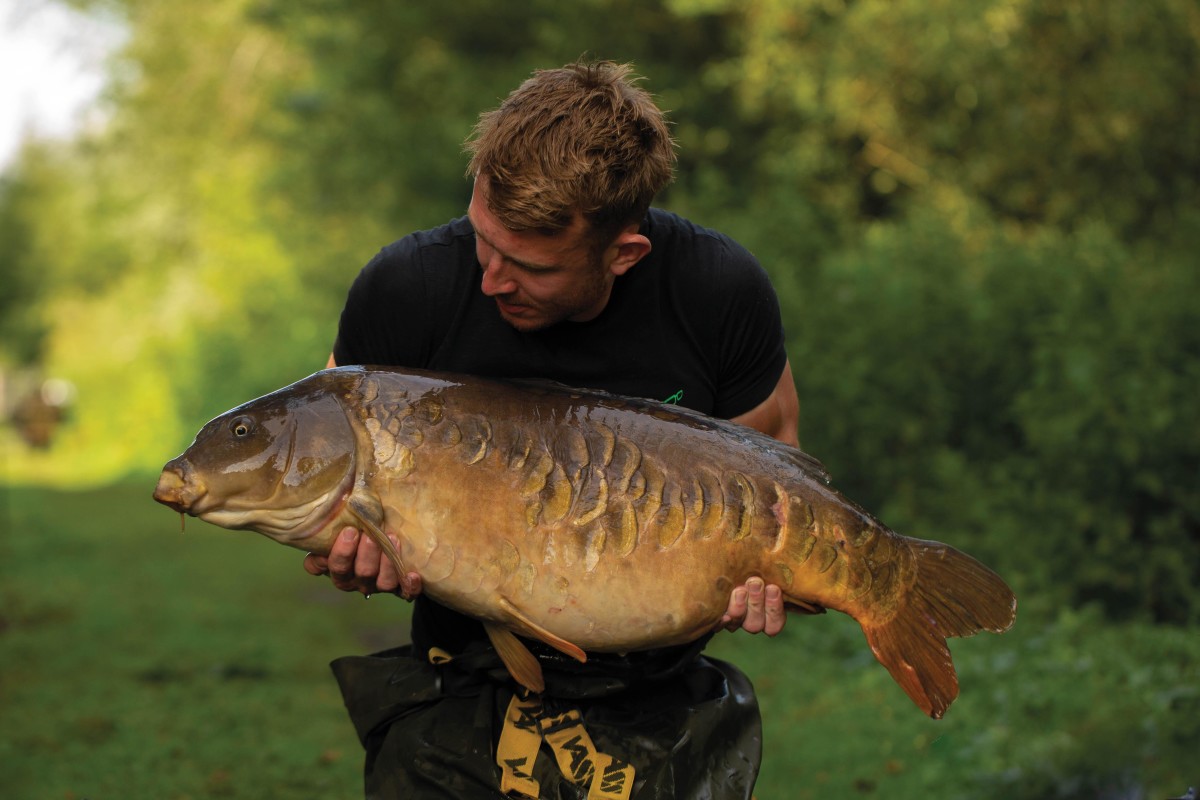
[
  {"x1": 347, "y1": 492, "x2": 406, "y2": 575},
  {"x1": 484, "y1": 623, "x2": 545, "y2": 694},
  {"x1": 497, "y1": 597, "x2": 588, "y2": 664}
]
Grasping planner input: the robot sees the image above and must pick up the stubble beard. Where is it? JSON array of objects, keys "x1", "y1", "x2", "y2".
[{"x1": 498, "y1": 257, "x2": 611, "y2": 333}]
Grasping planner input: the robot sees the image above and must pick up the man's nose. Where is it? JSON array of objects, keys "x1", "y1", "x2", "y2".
[{"x1": 480, "y1": 254, "x2": 516, "y2": 296}]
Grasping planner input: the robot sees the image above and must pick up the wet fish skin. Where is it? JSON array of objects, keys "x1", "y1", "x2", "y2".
[{"x1": 154, "y1": 365, "x2": 1016, "y2": 718}]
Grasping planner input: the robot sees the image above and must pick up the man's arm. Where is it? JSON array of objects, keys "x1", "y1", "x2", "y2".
[{"x1": 730, "y1": 359, "x2": 800, "y2": 448}]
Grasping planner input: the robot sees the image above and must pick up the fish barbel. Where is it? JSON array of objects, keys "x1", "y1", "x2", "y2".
[{"x1": 153, "y1": 366, "x2": 1015, "y2": 718}]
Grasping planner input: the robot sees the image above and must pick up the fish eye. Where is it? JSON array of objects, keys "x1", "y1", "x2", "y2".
[{"x1": 231, "y1": 418, "x2": 253, "y2": 438}]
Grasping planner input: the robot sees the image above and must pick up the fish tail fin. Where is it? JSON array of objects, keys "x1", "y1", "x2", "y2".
[{"x1": 861, "y1": 539, "x2": 1016, "y2": 719}]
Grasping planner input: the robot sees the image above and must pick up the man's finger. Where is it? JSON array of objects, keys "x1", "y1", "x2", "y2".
[
  {"x1": 742, "y1": 577, "x2": 767, "y2": 634},
  {"x1": 763, "y1": 584, "x2": 786, "y2": 636},
  {"x1": 398, "y1": 571, "x2": 423, "y2": 602},
  {"x1": 327, "y1": 527, "x2": 361, "y2": 589},
  {"x1": 374, "y1": 536, "x2": 401, "y2": 593},
  {"x1": 355, "y1": 533, "x2": 382, "y2": 587},
  {"x1": 722, "y1": 586, "x2": 749, "y2": 632},
  {"x1": 303, "y1": 553, "x2": 329, "y2": 576}
]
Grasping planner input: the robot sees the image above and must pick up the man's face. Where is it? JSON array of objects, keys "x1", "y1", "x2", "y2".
[{"x1": 468, "y1": 179, "x2": 614, "y2": 333}]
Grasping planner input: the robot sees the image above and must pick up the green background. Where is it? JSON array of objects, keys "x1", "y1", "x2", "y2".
[{"x1": 2, "y1": 0, "x2": 1197, "y2": 797}]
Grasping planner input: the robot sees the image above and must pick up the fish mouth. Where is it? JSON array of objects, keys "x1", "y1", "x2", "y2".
[{"x1": 153, "y1": 463, "x2": 207, "y2": 514}]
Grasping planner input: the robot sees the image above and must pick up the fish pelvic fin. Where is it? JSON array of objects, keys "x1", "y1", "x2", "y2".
[
  {"x1": 484, "y1": 623, "x2": 546, "y2": 694},
  {"x1": 862, "y1": 539, "x2": 1016, "y2": 719}
]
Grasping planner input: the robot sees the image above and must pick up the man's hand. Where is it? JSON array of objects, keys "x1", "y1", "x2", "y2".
[
  {"x1": 303, "y1": 526, "x2": 422, "y2": 600},
  {"x1": 721, "y1": 577, "x2": 786, "y2": 636}
]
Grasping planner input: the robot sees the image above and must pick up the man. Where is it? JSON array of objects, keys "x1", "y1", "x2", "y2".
[{"x1": 306, "y1": 60, "x2": 795, "y2": 799}]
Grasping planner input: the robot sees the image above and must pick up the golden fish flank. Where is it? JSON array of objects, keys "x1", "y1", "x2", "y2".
[
  {"x1": 360, "y1": 385, "x2": 784, "y2": 576},
  {"x1": 154, "y1": 366, "x2": 1016, "y2": 718}
]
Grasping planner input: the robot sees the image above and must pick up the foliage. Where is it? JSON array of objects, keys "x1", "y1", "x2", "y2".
[
  {"x1": 784, "y1": 205, "x2": 1200, "y2": 623},
  {"x1": 957, "y1": 606, "x2": 1200, "y2": 800},
  {"x1": 0, "y1": 154, "x2": 52, "y2": 366},
  {"x1": 672, "y1": 0, "x2": 1200, "y2": 240}
]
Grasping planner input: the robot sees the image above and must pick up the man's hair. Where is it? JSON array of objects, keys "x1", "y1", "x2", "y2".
[{"x1": 465, "y1": 60, "x2": 676, "y2": 246}]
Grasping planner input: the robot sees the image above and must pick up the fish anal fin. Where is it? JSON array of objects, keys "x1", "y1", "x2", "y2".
[
  {"x1": 784, "y1": 599, "x2": 826, "y2": 615},
  {"x1": 484, "y1": 623, "x2": 545, "y2": 694},
  {"x1": 862, "y1": 539, "x2": 1017, "y2": 719},
  {"x1": 497, "y1": 597, "x2": 588, "y2": 664}
]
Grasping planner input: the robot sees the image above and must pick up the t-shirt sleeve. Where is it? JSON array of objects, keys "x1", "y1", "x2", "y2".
[
  {"x1": 332, "y1": 237, "x2": 433, "y2": 367},
  {"x1": 709, "y1": 241, "x2": 789, "y2": 419}
]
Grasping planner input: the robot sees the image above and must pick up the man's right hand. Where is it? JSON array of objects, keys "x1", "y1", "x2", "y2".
[{"x1": 303, "y1": 526, "x2": 423, "y2": 600}]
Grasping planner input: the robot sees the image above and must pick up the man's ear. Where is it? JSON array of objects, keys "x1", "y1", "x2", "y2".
[{"x1": 606, "y1": 226, "x2": 652, "y2": 277}]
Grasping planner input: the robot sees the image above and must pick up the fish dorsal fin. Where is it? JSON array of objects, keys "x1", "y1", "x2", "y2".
[
  {"x1": 497, "y1": 597, "x2": 588, "y2": 663},
  {"x1": 484, "y1": 623, "x2": 546, "y2": 694}
]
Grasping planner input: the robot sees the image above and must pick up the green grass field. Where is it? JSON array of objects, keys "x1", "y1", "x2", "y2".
[{"x1": 2, "y1": 481, "x2": 1197, "y2": 799}]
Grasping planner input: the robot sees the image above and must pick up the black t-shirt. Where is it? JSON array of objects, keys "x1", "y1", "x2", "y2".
[{"x1": 333, "y1": 207, "x2": 788, "y2": 655}]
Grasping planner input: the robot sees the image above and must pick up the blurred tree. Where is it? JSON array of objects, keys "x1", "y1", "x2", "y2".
[
  {"x1": 671, "y1": 0, "x2": 1200, "y2": 239},
  {"x1": 0, "y1": 155, "x2": 50, "y2": 366},
  {"x1": 251, "y1": 0, "x2": 751, "y2": 278},
  {"x1": 786, "y1": 205, "x2": 1200, "y2": 622}
]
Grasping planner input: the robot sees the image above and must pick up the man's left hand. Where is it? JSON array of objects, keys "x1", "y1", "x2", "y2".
[{"x1": 722, "y1": 577, "x2": 786, "y2": 635}]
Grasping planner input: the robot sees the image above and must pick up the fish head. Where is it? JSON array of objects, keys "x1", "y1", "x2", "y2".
[{"x1": 153, "y1": 384, "x2": 358, "y2": 548}]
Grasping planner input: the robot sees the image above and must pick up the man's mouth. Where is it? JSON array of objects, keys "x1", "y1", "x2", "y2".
[{"x1": 496, "y1": 298, "x2": 531, "y2": 317}]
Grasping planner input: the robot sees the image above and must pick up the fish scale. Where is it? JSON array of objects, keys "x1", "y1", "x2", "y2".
[{"x1": 154, "y1": 365, "x2": 1016, "y2": 718}]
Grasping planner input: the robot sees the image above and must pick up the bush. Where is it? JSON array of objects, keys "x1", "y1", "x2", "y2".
[{"x1": 781, "y1": 206, "x2": 1200, "y2": 623}]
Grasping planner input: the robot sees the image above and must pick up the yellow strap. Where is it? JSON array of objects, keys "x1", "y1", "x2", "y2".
[
  {"x1": 427, "y1": 647, "x2": 455, "y2": 666},
  {"x1": 589, "y1": 753, "x2": 636, "y2": 800},
  {"x1": 431, "y1": 650, "x2": 636, "y2": 798},
  {"x1": 540, "y1": 708, "x2": 598, "y2": 786},
  {"x1": 496, "y1": 695, "x2": 544, "y2": 799},
  {"x1": 541, "y1": 708, "x2": 635, "y2": 800},
  {"x1": 495, "y1": 697, "x2": 636, "y2": 800}
]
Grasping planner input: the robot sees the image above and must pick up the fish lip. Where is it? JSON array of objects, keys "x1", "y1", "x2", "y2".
[
  {"x1": 157, "y1": 496, "x2": 190, "y2": 514},
  {"x1": 153, "y1": 465, "x2": 208, "y2": 515}
]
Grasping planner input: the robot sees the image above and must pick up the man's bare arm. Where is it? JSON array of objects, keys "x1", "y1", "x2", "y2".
[{"x1": 730, "y1": 359, "x2": 800, "y2": 448}]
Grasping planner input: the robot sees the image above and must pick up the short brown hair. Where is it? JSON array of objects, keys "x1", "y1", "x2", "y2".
[{"x1": 465, "y1": 60, "x2": 676, "y2": 244}]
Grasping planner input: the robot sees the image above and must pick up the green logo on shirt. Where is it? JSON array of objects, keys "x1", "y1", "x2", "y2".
[{"x1": 663, "y1": 390, "x2": 684, "y2": 405}]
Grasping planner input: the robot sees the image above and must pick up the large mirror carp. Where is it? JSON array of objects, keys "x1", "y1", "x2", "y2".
[{"x1": 154, "y1": 366, "x2": 1016, "y2": 718}]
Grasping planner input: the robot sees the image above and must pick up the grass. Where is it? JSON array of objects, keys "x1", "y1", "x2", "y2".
[
  {"x1": 2, "y1": 480, "x2": 405, "y2": 800},
  {"x1": 3, "y1": 481, "x2": 1198, "y2": 799}
]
